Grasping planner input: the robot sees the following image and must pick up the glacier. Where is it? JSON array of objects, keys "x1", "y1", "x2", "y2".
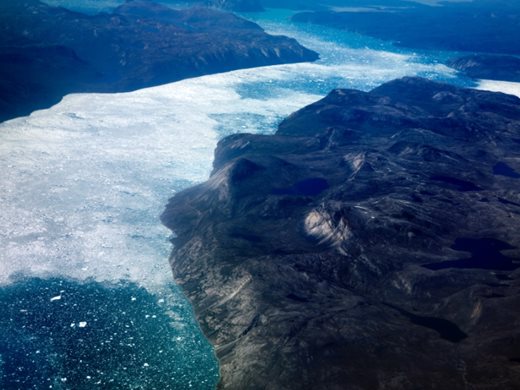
[{"x1": 0, "y1": 7, "x2": 498, "y2": 388}]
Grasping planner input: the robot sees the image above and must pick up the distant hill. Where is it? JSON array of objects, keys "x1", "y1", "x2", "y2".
[
  {"x1": 0, "y1": 0, "x2": 317, "y2": 122},
  {"x1": 448, "y1": 55, "x2": 520, "y2": 83},
  {"x1": 292, "y1": 0, "x2": 520, "y2": 55}
]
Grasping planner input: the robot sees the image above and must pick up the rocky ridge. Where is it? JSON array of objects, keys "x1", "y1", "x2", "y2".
[
  {"x1": 448, "y1": 55, "x2": 520, "y2": 83},
  {"x1": 162, "y1": 77, "x2": 520, "y2": 389}
]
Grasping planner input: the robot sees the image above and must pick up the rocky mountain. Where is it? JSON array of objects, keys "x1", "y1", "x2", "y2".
[
  {"x1": 0, "y1": 0, "x2": 317, "y2": 122},
  {"x1": 162, "y1": 77, "x2": 520, "y2": 389},
  {"x1": 448, "y1": 55, "x2": 520, "y2": 83}
]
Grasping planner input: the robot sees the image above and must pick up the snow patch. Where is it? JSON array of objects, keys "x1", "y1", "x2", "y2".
[{"x1": 305, "y1": 209, "x2": 351, "y2": 253}]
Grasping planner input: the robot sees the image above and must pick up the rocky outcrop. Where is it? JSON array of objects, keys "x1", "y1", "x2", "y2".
[
  {"x1": 0, "y1": 0, "x2": 317, "y2": 122},
  {"x1": 448, "y1": 55, "x2": 520, "y2": 83},
  {"x1": 162, "y1": 77, "x2": 520, "y2": 389}
]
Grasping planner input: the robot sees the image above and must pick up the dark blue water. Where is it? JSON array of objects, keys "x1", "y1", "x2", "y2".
[
  {"x1": 272, "y1": 178, "x2": 330, "y2": 196},
  {"x1": 423, "y1": 238, "x2": 520, "y2": 271},
  {"x1": 387, "y1": 304, "x2": 468, "y2": 343},
  {"x1": 0, "y1": 278, "x2": 218, "y2": 389},
  {"x1": 430, "y1": 175, "x2": 481, "y2": 192},
  {"x1": 493, "y1": 162, "x2": 520, "y2": 179}
]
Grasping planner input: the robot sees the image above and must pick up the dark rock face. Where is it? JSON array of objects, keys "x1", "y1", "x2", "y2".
[
  {"x1": 0, "y1": 0, "x2": 317, "y2": 122},
  {"x1": 292, "y1": 1, "x2": 520, "y2": 55},
  {"x1": 448, "y1": 55, "x2": 520, "y2": 83},
  {"x1": 162, "y1": 77, "x2": 520, "y2": 389}
]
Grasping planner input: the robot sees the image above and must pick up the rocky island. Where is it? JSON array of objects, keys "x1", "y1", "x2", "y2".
[
  {"x1": 0, "y1": 0, "x2": 317, "y2": 122},
  {"x1": 162, "y1": 77, "x2": 520, "y2": 389}
]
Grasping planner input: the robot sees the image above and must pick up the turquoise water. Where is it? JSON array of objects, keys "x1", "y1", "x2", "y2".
[
  {"x1": 0, "y1": 279, "x2": 217, "y2": 389},
  {"x1": 0, "y1": 3, "x2": 477, "y2": 390}
]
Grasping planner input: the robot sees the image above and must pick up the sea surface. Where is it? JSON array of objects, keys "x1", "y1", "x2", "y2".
[{"x1": 0, "y1": 3, "x2": 511, "y2": 389}]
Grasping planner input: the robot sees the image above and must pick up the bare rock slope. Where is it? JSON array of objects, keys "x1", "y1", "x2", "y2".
[{"x1": 162, "y1": 77, "x2": 520, "y2": 389}]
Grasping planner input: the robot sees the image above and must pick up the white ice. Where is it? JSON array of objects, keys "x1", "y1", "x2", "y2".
[
  {"x1": 477, "y1": 79, "x2": 520, "y2": 98},
  {"x1": 0, "y1": 16, "x2": 460, "y2": 291}
]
